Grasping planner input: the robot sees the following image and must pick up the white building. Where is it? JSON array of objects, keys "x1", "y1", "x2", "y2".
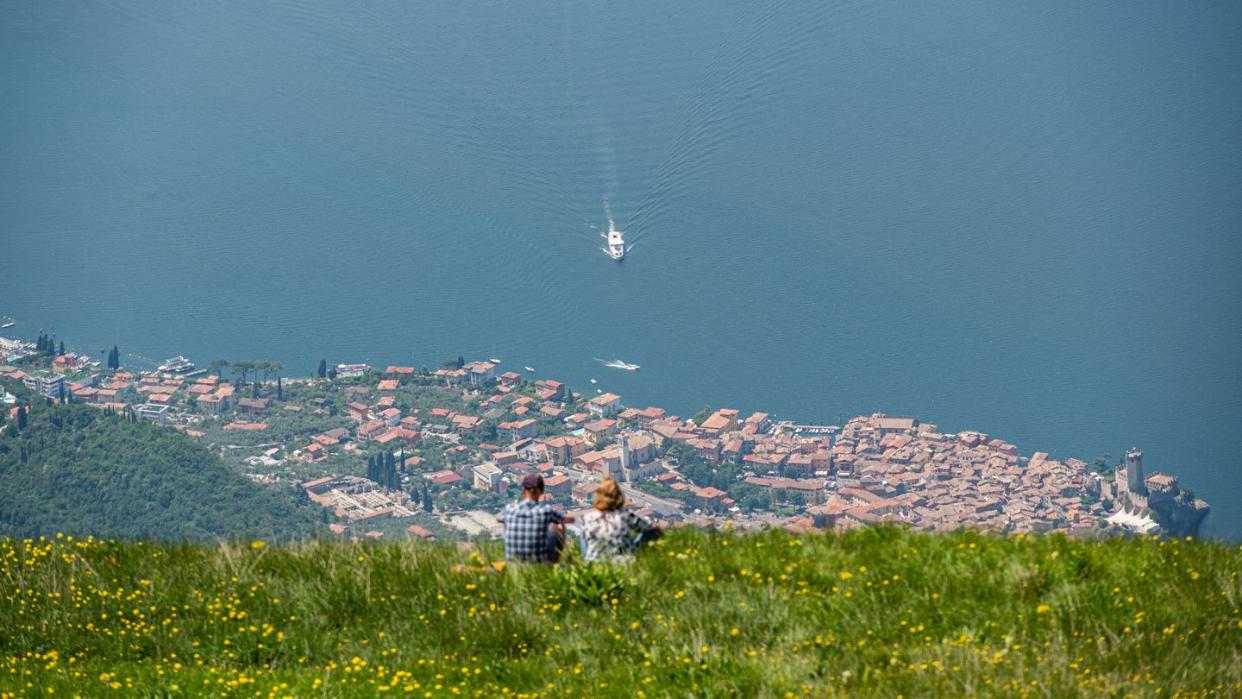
[{"x1": 472, "y1": 462, "x2": 503, "y2": 494}]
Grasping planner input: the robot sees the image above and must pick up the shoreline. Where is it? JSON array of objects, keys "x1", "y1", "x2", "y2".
[{"x1": 0, "y1": 330, "x2": 1214, "y2": 540}]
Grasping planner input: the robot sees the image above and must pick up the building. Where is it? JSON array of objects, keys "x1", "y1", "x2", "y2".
[
  {"x1": 872, "y1": 414, "x2": 919, "y2": 435},
  {"x1": 700, "y1": 409, "x2": 739, "y2": 435},
  {"x1": 237, "y1": 397, "x2": 270, "y2": 414},
  {"x1": 466, "y1": 362, "x2": 496, "y2": 386},
  {"x1": 587, "y1": 393, "x2": 623, "y2": 417},
  {"x1": 22, "y1": 371, "x2": 66, "y2": 401},
  {"x1": 1124, "y1": 448, "x2": 1145, "y2": 496},
  {"x1": 498, "y1": 418, "x2": 539, "y2": 442},
  {"x1": 335, "y1": 363, "x2": 372, "y2": 378},
  {"x1": 472, "y1": 462, "x2": 503, "y2": 494},
  {"x1": 543, "y1": 474, "x2": 572, "y2": 498},
  {"x1": 134, "y1": 403, "x2": 171, "y2": 422}
]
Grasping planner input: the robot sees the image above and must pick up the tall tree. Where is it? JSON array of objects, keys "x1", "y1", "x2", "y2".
[
  {"x1": 422, "y1": 483, "x2": 433, "y2": 513},
  {"x1": 57, "y1": 340, "x2": 65, "y2": 356},
  {"x1": 387, "y1": 452, "x2": 398, "y2": 488},
  {"x1": 276, "y1": 377, "x2": 283, "y2": 401},
  {"x1": 317, "y1": 359, "x2": 327, "y2": 378}
]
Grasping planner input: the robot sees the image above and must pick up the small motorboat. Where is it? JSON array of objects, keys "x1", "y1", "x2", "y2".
[{"x1": 600, "y1": 218, "x2": 630, "y2": 261}]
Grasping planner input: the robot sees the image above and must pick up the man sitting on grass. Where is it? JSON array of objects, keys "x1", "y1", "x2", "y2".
[{"x1": 497, "y1": 473, "x2": 575, "y2": 563}]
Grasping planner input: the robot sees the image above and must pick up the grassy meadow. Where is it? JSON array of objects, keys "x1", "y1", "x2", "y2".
[{"x1": 1, "y1": 527, "x2": 1240, "y2": 697}]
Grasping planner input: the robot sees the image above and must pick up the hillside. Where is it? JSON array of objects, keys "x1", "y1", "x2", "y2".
[
  {"x1": 1, "y1": 528, "x2": 1238, "y2": 697},
  {"x1": 0, "y1": 381, "x2": 320, "y2": 541}
]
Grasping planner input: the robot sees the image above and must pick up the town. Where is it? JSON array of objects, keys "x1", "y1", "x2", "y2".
[{"x1": 0, "y1": 334, "x2": 1211, "y2": 541}]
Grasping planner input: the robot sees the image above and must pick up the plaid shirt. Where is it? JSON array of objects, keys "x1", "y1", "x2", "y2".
[{"x1": 498, "y1": 499, "x2": 565, "y2": 562}]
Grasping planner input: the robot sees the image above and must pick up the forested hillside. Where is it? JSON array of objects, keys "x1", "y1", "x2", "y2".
[{"x1": 0, "y1": 380, "x2": 320, "y2": 541}]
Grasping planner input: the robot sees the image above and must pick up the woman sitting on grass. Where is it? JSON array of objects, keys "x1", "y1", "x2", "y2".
[{"x1": 577, "y1": 477, "x2": 662, "y2": 563}]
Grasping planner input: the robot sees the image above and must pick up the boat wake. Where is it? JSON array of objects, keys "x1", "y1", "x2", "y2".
[{"x1": 594, "y1": 357, "x2": 640, "y2": 371}]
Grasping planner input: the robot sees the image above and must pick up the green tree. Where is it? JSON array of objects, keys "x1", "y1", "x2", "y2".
[
  {"x1": 57, "y1": 341, "x2": 65, "y2": 356},
  {"x1": 317, "y1": 359, "x2": 327, "y2": 378},
  {"x1": 1091, "y1": 454, "x2": 1112, "y2": 475}
]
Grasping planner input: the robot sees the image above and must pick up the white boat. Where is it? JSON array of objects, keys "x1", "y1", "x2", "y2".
[
  {"x1": 600, "y1": 219, "x2": 629, "y2": 261},
  {"x1": 158, "y1": 355, "x2": 195, "y2": 373},
  {"x1": 0, "y1": 322, "x2": 14, "y2": 329},
  {"x1": 589, "y1": 378, "x2": 597, "y2": 384},
  {"x1": 489, "y1": 358, "x2": 501, "y2": 364},
  {"x1": 524, "y1": 365, "x2": 535, "y2": 372}
]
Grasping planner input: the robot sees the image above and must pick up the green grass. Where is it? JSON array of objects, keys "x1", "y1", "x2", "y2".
[{"x1": 2, "y1": 527, "x2": 1240, "y2": 697}]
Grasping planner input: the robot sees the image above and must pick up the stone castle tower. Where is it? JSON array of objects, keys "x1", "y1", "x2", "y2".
[{"x1": 1125, "y1": 448, "x2": 1145, "y2": 495}]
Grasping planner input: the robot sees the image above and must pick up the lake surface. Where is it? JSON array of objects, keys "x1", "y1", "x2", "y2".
[{"x1": 3, "y1": 1, "x2": 1240, "y2": 536}]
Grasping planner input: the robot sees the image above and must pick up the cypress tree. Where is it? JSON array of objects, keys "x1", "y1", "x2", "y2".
[
  {"x1": 58, "y1": 340, "x2": 65, "y2": 356},
  {"x1": 317, "y1": 359, "x2": 327, "y2": 378},
  {"x1": 422, "y1": 483, "x2": 433, "y2": 513},
  {"x1": 276, "y1": 377, "x2": 283, "y2": 401},
  {"x1": 18, "y1": 406, "x2": 27, "y2": 430}
]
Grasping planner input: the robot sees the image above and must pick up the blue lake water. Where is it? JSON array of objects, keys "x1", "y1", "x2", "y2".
[{"x1": 2, "y1": 1, "x2": 1240, "y2": 536}]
